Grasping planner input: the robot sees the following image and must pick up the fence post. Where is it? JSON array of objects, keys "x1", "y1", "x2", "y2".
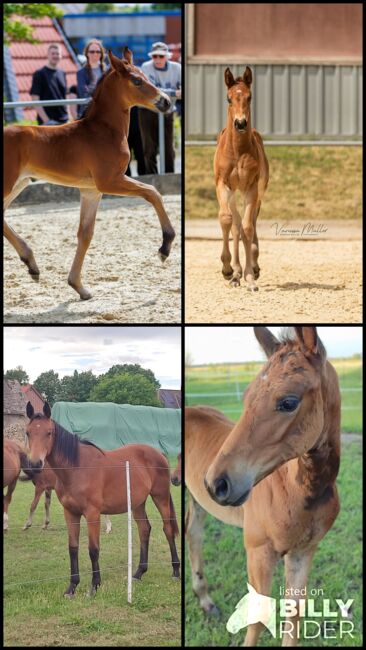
[{"x1": 126, "y1": 460, "x2": 132, "y2": 603}]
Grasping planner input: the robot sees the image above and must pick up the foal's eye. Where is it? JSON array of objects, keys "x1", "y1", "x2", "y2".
[
  {"x1": 276, "y1": 396, "x2": 300, "y2": 412},
  {"x1": 132, "y1": 77, "x2": 142, "y2": 86}
]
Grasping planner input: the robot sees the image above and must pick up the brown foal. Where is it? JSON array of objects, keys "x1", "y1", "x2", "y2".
[
  {"x1": 4, "y1": 48, "x2": 175, "y2": 300},
  {"x1": 3, "y1": 439, "x2": 28, "y2": 531},
  {"x1": 185, "y1": 326, "x2": 341, "y2": 646},
  {"x1": 214, "y1": 67, "x2": 269, "y2": 291}
]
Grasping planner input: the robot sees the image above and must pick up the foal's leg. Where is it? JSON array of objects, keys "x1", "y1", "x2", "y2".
[
  {"x1": 105, "y1": 515, "x2": 112, "y2": 534},
  {"x1": 94, "y1": 174, "x2": 175, "y2": 260},
  {"x1": 42, "y1": 488, "x2": 52, "y2": 530},
  {"x1": 151, "y1": 493, "x2": 180, "y2": 578},
  {"x1": 252, "y1": 201, "x2": 261, "y2": 280},
  {"x1": 243, "y1": 542, "x2": 280, "y2": 646},
  {"x1": 68, "y1": 188, "x2": 102, "y2": 300},
  {"x1": 85, "y1": 507, "x2": 102, "y2": 597},
  {"x1": 3, "y1": 479, "x2": 17, "y2": 532},
  {"x1": 185, "y1": 493, "x2": 219, "y2": 615},
  {"x1": 229, "y1": 194, "x2": 243, "y2": 287},
  {"x1": 216, "y1": 180, "x2": 234, "y2": 280},
  {"x1": 63, "y1": 508, "x2": 81, "y2": 597},
  {"x1": 23, "y1": 485, "x2": 44, "y2": 530},
  {"x1": 241, "y1": 185, "x2": 259, "y2": 291},
  {"x1": 132, "y1": 502, "x2": 151, "y2": 579},
  {"x1": 4, "y1": 178, "x2": 40, "y2": 279},
  {"x1": 281, "y1": 548, "x2": 316, "y2": 647}
]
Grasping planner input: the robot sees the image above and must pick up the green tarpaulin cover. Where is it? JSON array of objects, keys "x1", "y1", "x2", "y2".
[{"x1": 51, "y1": 402, "x2": 181, "y2": 456}]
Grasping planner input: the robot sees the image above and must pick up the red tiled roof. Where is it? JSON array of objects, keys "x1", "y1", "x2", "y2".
[{"x1": 8, "y1": 16, "x2": 78, "y2": 122}]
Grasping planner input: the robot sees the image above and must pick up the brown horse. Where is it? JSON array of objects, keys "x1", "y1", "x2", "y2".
[
  {"x1": 26, "y1": 401, "x2": 180, "y2": 597},
  {"x1": 3, "y1": 439, "x2": 28, "y2": 531},
  {"x1": 214, "y1": 66, "x2": 269, "y2": 291},
  {"x1": 185, "y1": 326, "x2": 341, "y2": 646},
  {"x1": 4, "y1": 48, "x2": 175, "y2": 300},
  {"x1": 171, "y1": 453, "x2": 181, "y2": 486},
  {"x1": 20, "y1": 459, "x2": 112, "y2": 533}
]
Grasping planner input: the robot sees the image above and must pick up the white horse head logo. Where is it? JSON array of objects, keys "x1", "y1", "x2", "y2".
[{"x1": 227, "y1": 583, "x2": 276, "y2": 637}]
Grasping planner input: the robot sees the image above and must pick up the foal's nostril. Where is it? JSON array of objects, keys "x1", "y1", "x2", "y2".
[{"x1": 214, "y1": 475, "x2": 231, "y2": 501}]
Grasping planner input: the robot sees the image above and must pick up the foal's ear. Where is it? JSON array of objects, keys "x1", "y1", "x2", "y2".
[
  {"x1": 26, "y1": 401, "x2": 34, "y2": 419},
  {"x1": 243, "y1": 66, "x2": 252, "y2": 87},
  {"x1": 254, "y1": 327, "x2": 280, "y2": 358},
  {"x1": 122, "y1": 46, "x2": 133, "y2": 65},
  {"x1": 294, "y1": 326, "x2": 319, "y2": 355},
  {"x1": 224, "y1": 67, "x2": 235, "y2": 88},
  {"x1": 43, "y1": 402, "x2": 52, "y2": 419}
]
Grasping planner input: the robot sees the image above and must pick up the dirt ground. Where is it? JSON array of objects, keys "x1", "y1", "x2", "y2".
[
  {"x1": 185, "y1": 220, "x2": 362, "y2": 323},
  {"x1": 4, "y1": 196, "x2": 181, "y2": 324}
]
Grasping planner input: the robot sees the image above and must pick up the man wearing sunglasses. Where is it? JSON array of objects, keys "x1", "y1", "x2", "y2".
[{"x1": 139, "y1": 42, "x2": 181, "y2": 174}]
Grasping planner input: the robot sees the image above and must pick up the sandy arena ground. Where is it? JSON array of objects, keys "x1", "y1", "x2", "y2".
[
  {"x1": 4, "y1": 196, "x2": 181, "y2": 324},
  {"x1": 185, "y1": 220, "x2": 362, "y2": 323}
]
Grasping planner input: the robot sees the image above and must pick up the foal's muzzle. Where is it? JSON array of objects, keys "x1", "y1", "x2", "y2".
[
  {"x1": 204, "y1": 473, "x2": 252, "y2": 507},
  {"x1": 154, "y1": 94, "x2": 171, "y2": 113},
  {"x1": 234, "y1": 118, "x2": 247, "y2": 132},
  {"x1": 28, "y1": 459, "x2": 44, "y2": 473}
]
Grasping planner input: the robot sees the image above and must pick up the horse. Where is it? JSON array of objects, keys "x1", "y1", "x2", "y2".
[
  {"x1": 171, "y1": 453, "x2": 181, "y2": 486},
  {"x1": 20, "y1": 461, "x2": 112, "y2": 533},
  {"x1": 214, "y1": 66, "x2": 269, "y2": 291},
  {"x1": 3, "y1": 439, "x2": 28, "y2": 531},
  {"x1": 4, "y1": 48, "x2": 175, "y2": 301},
  {"x1": 185, "y1": 326, "x2": 341, "y2": 646},
  {"x1": 25, "y1": 401, "x2": 180, "y2": 597}
]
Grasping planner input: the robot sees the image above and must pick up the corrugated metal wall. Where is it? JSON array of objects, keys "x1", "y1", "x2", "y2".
[{"x1": 186, "y1": 64, "x2": 363, "y2": 139}]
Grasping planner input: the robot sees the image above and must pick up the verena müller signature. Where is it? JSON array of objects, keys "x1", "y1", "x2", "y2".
[{"x1": 271, "y1": 222, "x2": 328, "y2": 236}]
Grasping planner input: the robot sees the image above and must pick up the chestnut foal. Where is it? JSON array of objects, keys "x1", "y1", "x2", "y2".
[
  {"x1": 185, "y1": 326, "x2": 341, "y2": 646},
  {"x1": 4, "y1": 48, "x2": 175, "y2": 300},
  {"x1": 214, "y1": 67, "x2": 269, "y2": 291}
]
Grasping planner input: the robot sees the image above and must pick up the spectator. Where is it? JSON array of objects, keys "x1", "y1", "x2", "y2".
[
  {"x1": 126, "y1": 106, "x2": 146, "y2": 177},
  {"x1": 69, "y1": 39, "x2": 108, "y2": 120},
  {"x1": 139, "y1": 42, "x2": 181, "y2": 173},
  {"x1": 30, "y1": 43, "x2": 70, "y2": 125}
]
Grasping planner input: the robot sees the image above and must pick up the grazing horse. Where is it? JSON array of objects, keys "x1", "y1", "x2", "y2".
[
  {"x1": 214, "y1": 66, "x2": 269, "y2": 291},
  {"x1": 4, "y1": 48, "x2": 175, "y2": 300},
  {"x1": 185, "y1": 326, "x2": 341, "y2": 646},
  {"x1": 3, "y1": 439, "x2": 28, "y2": 531},
  {"x1": 20, "y1": 461, "x2": 112, "y2": 533},
  {"x1": 26, "y1": 401, "x2": 180, "y2": 597},
  {"x1": 171, "y1": 453, "x2": 181, "y2": 486}
]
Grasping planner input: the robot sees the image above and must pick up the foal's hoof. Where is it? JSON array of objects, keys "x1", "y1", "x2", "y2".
[
  {"x1": 63, "y1": 592, "x2": 75, "y2": 599},
  {"x1": 248, "y1": 285, "x2": 259, "y2": 292},
  {"x1": 222, "y1": 267, "x2": 234, "y2": 280},
  {"x1": 253, "y1": 266, "x2": 260, "y2": 280},
  {"x1": 79, "y1": 290, "x2": 92, "y2": 301},
  {"x1": 205, "y1": 603, "x2": 221, "y2": 618},
  {"x1": 229, "y1": 277, "x2": 240, "y2": 288},
  {"x1": 158, "y1": 249, "x2": 168, "y2": 263}
]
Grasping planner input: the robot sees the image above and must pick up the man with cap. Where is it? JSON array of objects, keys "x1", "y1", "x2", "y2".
[{"x1": 139, "y1": 42, "x2": 181, "y2": 173}]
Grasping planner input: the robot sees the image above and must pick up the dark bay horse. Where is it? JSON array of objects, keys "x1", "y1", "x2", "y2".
[
  {"x1": 185, "y1": 327, "x2": 341, "y2": 646},
  {"x1": 171, "y1": 453, "x2": 181, "y2": 486},
  {"x1": 4, "y1": 48, "x2": 175, "y2": 300},
  {"x1": 4, "y1": 439, "x2": 28, "y2": 531},
  {"x1": 26, "y1": 401, "x2": 180, "y2": 597},
  {"x1": 214, "y1": 66, "x2": 269, "y2": 291}
]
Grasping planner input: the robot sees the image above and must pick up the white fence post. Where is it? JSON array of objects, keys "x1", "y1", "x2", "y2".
[{"x1": 126, "y1": 460, "x2": 132, "y2": 604}]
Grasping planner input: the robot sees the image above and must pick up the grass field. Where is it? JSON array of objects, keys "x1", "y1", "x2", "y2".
[
  {"x1": 184, "y1": 438, "x2": 362, "y2": 646},
  {"x1": 185, "y1": 358, "x2": 362, "y2": 433},
  {"x1": 4, "y1": 458, "x2": 181, "y2": 647},
  {"x1": 185, "y1": 145, "x2": 362, "y2": 221}
]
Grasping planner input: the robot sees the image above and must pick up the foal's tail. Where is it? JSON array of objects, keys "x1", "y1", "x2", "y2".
[{"x1": 169, "y1": 494, "x2": 180, "y2": 537}]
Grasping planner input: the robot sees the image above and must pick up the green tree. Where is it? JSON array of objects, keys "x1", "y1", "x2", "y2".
[
  {"x1": 89, "y1": 372, "x2": 162, "y2": 407},
  {"x1": 85, "y1": 3, "x2": 115, "y2": 12},
  {"x1": 59, "y1": 370, "x2": 98, "y2": 402},
  {"x1": 4, "y1": 4, "x2": 62, "y2": 45},
  {"x1": 4, "y1": 366, "x2": 29, "y2": 385},
  {"x1": 104, "y1": 364, "x2": 160, "y2": 389},
  {"x1": 33, "y1": 370, "x2": 61, "y2": 406},
  {"x1": 152, "y1": 3, "x2": 181, "y2": 10}
]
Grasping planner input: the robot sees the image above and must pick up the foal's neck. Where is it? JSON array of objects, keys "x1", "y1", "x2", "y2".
[{"x1": 296, "y1": 361, "x2": 341, "y2": 509}]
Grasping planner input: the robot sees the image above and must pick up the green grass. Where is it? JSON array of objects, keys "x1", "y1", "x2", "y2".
[
  {"x1": 185, "y1": 359, "x2": 362, "y2": 433},
  {"x1": 185, "y1": 145, "x2": 362, "y2": 220},
  {"x1": 185, "y1": 440, "x2": 362, "y2": 646},
  {"x1": 4, "y1": 457, "x2": 181, "y2": 647}
]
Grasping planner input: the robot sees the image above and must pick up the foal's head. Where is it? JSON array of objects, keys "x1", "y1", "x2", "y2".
[
  {"x1": 108, "y1": 48, "x2": 171, "y2": 113},
  {"x1": 205, "y1": 326, "x2": 337, "y2": 507},
  {"x1": 26, "y1": 401, "x2": 81, "y2": 470},
  {"x1": 225, "y1": 66, "x2": 253, "y2": 133}
]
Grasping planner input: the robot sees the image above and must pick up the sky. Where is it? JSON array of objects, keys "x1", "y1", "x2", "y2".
[
  {"x1": 4, "y1": 327, "x2": 181, "y2": 388},
  {"x1": 185, "y1": 326, "x2": 363, "y2": 366}
]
